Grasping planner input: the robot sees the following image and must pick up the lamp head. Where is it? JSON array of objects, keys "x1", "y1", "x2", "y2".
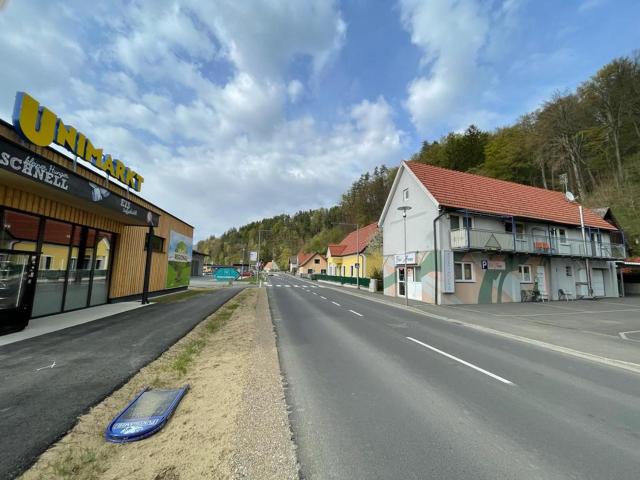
[{"x1": 397, "y1": 205, "x2": 412, "y2": 218}]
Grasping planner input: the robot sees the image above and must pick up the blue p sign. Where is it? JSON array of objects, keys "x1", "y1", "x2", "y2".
[{"x1": 481, "y1": 259, "x2": 488, "y2": 270}]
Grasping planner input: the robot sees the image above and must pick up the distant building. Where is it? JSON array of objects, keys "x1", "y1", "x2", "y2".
[
  {"x1": 289, "y1": 255, "x2": 299, "y2": 274},
  {"x1": 191, "y1": 250, "x2": 206, "y2": 276},
  {"x1": 379, "y1": 161, "x2": 625, "y2": 304},
  {"x1": 297, "y1": 252, "x2": 327, "y2": 275},
  {"x1": 326, "y1": 223, "x2": 381, "y2": 278}
]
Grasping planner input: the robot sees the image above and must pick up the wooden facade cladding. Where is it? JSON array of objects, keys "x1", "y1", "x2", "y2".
[{"x1": 0, "y1": 122, "x2": 194, "y2": 300}]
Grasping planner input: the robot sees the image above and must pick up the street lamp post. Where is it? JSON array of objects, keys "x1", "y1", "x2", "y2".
[
  {"x1": 397, "y1": 206, "x2": 412, "y2": 305},
  {"x1": 333, "y1": 222, "x2": 360, "y2": 289}
]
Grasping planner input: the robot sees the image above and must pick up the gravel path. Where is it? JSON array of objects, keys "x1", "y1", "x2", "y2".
[{"x1": 232, "y1": 289, "x2": 299, "y2": 479}]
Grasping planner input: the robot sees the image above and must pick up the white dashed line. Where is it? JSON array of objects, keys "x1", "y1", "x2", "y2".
[
  {"x1": 349, "y1": 310, "x2": 363, "y2": 317},
  {"x1": 320, "y1": 296, "x2": 327, "y2": 300},
  {"x1": 331, "y1": 301, "x2": 341, "y2": 306},
  {"x1": 406, "y1": 337, "x2": 514, "y2": 385}
]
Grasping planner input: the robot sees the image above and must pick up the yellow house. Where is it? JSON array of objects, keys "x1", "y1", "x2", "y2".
[{"x1": 326, "y1": 223, "x2": 381, "y2": 278}]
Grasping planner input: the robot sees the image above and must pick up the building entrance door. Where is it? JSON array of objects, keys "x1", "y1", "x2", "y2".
[
  {"x1": 591, "y1": 269, "x2": 606, "y2": 297},
  {"x1": 0, "y1": 251, "x2": 37, "y2": 333},
  {"x1": 535, "y1": 266, "x2": 547, "y2": 295}
]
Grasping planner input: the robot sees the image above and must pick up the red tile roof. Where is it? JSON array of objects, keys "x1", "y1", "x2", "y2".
[
  {"x1": 405, "y1": 161, "x2": 617, "y2": 230},
  {"x1": 298, "y1": 251, "x2": 325, "y2": 267},
  {"x1": 327, "y1": 244, "x2": 346, "y2": 256},
  {"x1": 330, "y1": 223, "x2": 379, "y2": 257}
]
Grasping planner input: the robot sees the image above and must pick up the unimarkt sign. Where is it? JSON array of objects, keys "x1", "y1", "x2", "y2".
[{"x1": 12, "y1": 92, "x2": 145, "y2": 192}]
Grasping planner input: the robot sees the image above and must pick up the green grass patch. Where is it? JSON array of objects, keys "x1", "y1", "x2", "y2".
[
  {"x1": 171, "y1": 294, "x2": 251, "y2": 376},
  {"x1": 154, "y1": 289, "x2": 209, "y2": 304},
  {"x1": 48, "y1": 447, "x2": 107, "y2": 480},
  {"x1": 172, "y1": 338, "x2": 207, "y2": 376}
]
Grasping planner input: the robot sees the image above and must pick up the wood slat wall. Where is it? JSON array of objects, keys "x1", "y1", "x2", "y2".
[{"x1": 1, "y1": 125, "x2": 194, "y2": 300}]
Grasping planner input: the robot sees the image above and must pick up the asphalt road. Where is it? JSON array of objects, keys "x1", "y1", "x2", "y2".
[
  {"x1": 267, "y1": 274, "x2": 640, "y2": 480},
  {"x1": 0, "y1": 287, "x2": 242, "y2": 480}
]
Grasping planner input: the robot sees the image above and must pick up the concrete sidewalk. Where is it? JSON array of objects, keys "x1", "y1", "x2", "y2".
[
  {"x1": 302, "y1": 279, "x2": 640, "y2": 370},
  {"x1": 0, "y1": 302, "x2": 147, "y2": 347}
]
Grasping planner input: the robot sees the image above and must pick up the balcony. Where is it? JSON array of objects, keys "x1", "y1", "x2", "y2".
[{"x1": 450, "y1": 228, "x2": 626, "y2": 259}]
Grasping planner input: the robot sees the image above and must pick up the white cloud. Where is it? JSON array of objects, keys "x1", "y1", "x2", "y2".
[
  {"x1": 0, "y1": 0, "x2": 404, "y2": 240},
  {"x1": 399, "y1": 0, "x2": 522, "y2": 137},
  {"x1": 287, "y1": 80, "x2": 304, "y2": 103}
]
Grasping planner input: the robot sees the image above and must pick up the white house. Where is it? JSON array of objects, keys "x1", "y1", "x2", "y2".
[{"x1": 378, "y1": 161, "x2": 626, "y2": 304}]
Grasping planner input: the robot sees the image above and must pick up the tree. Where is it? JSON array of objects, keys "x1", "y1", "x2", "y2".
[
  {"x1": 580, "y1": 58, "x2": 636, "y2": 184},
  {"x1": 537, "y1": 93, "x2": 590, "y2": 199},
  {"x1": 482, "y1": 124, "x2": 536, "y2": 184}
]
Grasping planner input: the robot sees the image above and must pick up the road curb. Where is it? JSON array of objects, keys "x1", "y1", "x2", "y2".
[{"x1": 289, "y1": 275, "x2": 640, "y2": 376}]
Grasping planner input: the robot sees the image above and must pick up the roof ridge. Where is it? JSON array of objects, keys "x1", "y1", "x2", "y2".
[{"x1": 405, "y1": 160, "x2": 566, "y2": 198}]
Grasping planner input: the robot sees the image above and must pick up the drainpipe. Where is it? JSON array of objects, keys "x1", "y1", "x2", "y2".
[
  {"x1": 433, "y1": 209, "x2": 448, "y2": 305},
  {"x1": 579, "y1": 205, "x2": 593, "y2": 297}
]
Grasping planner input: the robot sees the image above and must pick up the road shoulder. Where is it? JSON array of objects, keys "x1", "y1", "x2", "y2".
[{"x1": 20, "y1": 288, "x2": 298, "y2": 480}]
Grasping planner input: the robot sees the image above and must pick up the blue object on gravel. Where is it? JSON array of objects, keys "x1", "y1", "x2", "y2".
[{"x1": 105, "y1": 385, "x2": 189, "y2": 443}]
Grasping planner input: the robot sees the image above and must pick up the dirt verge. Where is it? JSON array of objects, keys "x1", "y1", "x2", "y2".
[{"x1": 20, "y1": 288, "x2": 298, "y2": 480}]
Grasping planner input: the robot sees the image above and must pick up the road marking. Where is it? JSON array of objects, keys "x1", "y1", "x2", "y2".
[
  {"x1": 406, "y1": 337, "x2": 514, "y2": 385},
  {"x1": 285, "y1": 285, "x2": 292, "y2": 288},
  {"x1": 36, "y1": 361, "x2": 56, "y2": 371},
  {"x1": 349, "y1": 309, "x2": 363, "y2": 317},
  {"x1": 331, "y1": 301, "x2": 341, "y2": 306},
  {"x1": 320, "y1": 296, "x2": 327, "y2": 300},
  {"x1": 619, "y1": 330, "x2": 640, "y2": 342},
  {"x1": 313, "y1": 292, "x2": 318, "y2": 295}
]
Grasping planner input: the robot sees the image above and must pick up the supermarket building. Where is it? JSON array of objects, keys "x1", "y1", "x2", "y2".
[{"x1": 1, "y1": 93, "x2": 193, "y2": 333}]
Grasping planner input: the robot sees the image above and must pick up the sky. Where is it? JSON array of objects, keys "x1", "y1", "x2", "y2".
[{"x1": 1, "y1": 0, "x2": 639, "y2": 241}]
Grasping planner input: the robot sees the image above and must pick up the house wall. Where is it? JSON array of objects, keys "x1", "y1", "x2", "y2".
[
  {"x1": 380, "y1": 166, "x2": 620, "y2": 304},
  {"x1": 299, "y1": 254, "x2": 327, "y2": 275}
]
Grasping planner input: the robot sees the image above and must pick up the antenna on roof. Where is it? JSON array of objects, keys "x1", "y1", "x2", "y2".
[{"x1": 565, "y1": 191, "x2": 575, "y2": 202}]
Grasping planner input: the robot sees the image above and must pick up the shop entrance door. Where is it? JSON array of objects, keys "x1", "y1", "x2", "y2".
[{"x1": 0, "y1": 251, "x2": 37, "y2": 333}]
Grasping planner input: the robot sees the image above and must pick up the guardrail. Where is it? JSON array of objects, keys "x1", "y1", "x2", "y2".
[
  {"x1": 311, "y1": 273, "x2": 371, "y2": 288},
  {"x1": 450, "y1": 228, "x2": 626, "y2": 259}
]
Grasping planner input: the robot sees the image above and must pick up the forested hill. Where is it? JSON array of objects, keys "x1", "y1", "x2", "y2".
[{"x1": 198, "y1": 53, "x2": 640, "y2": 265}]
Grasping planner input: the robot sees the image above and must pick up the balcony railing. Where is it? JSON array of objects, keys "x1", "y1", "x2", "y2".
[{"x1": 450, "y1": 228, "x2": 626, "y2": 259}]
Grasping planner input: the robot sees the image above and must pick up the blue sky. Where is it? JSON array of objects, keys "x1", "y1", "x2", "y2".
[{"x1": 0, "y1": 0, "x2": 639, "y2": 240}]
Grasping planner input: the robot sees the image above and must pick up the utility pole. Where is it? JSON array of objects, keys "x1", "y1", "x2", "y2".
[{"x1": 257, "y1": 228, "x2": 271, "y2": 287}]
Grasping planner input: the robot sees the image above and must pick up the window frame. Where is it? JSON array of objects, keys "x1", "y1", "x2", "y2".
[
  {"x1": 39, "y1": 255, "x2": 53, "y2": 270},
  {"x1": 454, "y1": 261, "x2": 475, "y2": 282},
  {"x1": 450, "y1": 214, "x2": 473, "y2": 231},
  {"x1": 144, "y1": 233, "x2": 165, "y2": 253},
  {"x1": 519, "y1": 264, "x2": 532, "y2": 283},
  {"x1": 402, "y1": 188, "x2": 409, "y2": 202}
]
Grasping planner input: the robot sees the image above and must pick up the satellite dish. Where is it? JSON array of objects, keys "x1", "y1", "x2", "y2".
[{"x1": 565, "y1": 191, "x2": 575, "y2": 202}]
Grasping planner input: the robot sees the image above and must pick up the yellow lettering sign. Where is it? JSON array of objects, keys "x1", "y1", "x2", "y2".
[{"x1": 12, "y1": 92, "x2": 145, "y2": 192}]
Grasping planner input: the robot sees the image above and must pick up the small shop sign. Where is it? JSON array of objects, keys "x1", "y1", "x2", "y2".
[
  {"x1": 394, "y1": 252, "x2": 416, "y2": 265},
  {"x1": 482, "y1": 259, "x2": 506, "y2": 270}
]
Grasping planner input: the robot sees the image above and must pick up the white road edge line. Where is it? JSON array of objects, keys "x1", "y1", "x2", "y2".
[
  {"x1": 331, "y1": 301, "x2": 341, "y2": 306},
  {"x1": 349, "y1": 309, "x2": 363, "y2": 317},
  {"x1": 406, "y1": 336, "x2": 514, "y2": 386}
]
